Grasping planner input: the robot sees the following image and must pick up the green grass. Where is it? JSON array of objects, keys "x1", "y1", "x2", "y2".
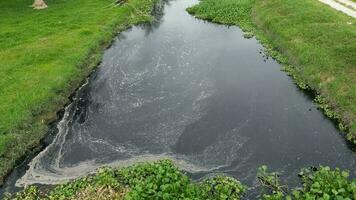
[
  {"x1": 188, "y1": 0, "x2": 356, "y2": 144},
  {"x1": 0, "y1": 0, "x2": 156, "y2": 184}
]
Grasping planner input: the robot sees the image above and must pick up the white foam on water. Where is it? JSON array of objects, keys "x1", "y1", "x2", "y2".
[{"x1": 17, "y1": 152, "x2": 210, "y2": 186}]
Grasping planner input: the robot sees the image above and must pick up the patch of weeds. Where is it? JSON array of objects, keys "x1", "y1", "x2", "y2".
[
  {"x1": 4, "y1": 168, "x2": 125, "y2": 200},
  {"x1": 5, "y1": 160, "x2": 247, "y2": 200},
  {"x1": 257, "y1": 165, "x2": 288, "y2": 199},
  {"x1": 117, "y1": 160, "x2": 201, "y2": 199},
  {"x1": 314, "y1": 95, "x2": 340, "y2": 120},
  {"x1": 4, "y1": 186, "x2": 41, "y2": 200},
  {"x1": 313, "y1": 95, "x2": 354, "y2": 142},
  {"x1": 258, "y1": 166, "x2": 356, "y2": 200},
  {"x1": 201, "y1": 175, "x2": 246, "y2": 200},
  {"x1": 48, "y1": 168, "x2": 121, "y2": 199},
  {"x1": 5, "y1": 160, "x2": 356, "y2": 200},
  {"x1": 282, "y1": 66, "x2": 309, "y2": 90}
]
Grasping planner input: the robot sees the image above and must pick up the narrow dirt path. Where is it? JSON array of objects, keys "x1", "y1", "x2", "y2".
[
  {"x1": 336, "y1": 0, "x2": 356, "y2": 10},
  {"x1": 319, "y1": 0, "x2": 356, "y2": 18}
]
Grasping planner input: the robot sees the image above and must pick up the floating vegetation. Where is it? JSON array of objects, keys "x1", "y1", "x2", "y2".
[{"x1": 243, "y1": 32, "x2": 254, "y2": 39}]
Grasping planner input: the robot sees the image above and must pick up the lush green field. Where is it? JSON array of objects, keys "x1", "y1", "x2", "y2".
[
  {"x1": 0, "y1": 0, "x2": 156, "y2": 184},
  {"x1": 5, "y1": 160, "x2": 356, "y2": 200},
  {"x1": 188, "y1": 0, "x2": 356, "y2": 144}
]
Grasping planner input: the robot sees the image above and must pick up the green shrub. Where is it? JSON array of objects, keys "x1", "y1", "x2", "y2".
[
  {"x1": 4, "y1": 186, "x2": 41, "y2": 200},
  {"x1": 6, "y1": 161, "x2": 355, "y2": 200},
  {"x1": 258, "y1": 166, "x2": 356, "y2": 200},
  {"x1": 257, "y1": 165, "x2": 287, "y2": 199},
  {"x1": 117, "y1": 160, "x2": 201, "y2": 199},
  {"x1": 201, "y1": 175, "x2": 246, "y2": 200},
  {"x1": 294, "y1": 166, "x2": 356, "y2": 200},
  {"x1": 5, "y1": 160, "x2": 247, "y2": 200},
  {"x1": 48, "y1": 168, "x2": 121, "y2": 200}
]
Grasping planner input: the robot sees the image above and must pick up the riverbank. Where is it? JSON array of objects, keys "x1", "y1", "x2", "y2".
[
  {"x1": 5, "y1": 160, "x2": 355, "y2": 200},
  {"x1": 187, "y1": 0, "x2": 356, "y2": 145},
  {"x1": 0, "y1": 0, "x2": 157, "y2": 184}
]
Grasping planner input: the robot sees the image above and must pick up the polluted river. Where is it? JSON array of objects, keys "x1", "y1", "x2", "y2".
[{"x1": 1, "y1": 0, "x2": 355, "y2": 198}]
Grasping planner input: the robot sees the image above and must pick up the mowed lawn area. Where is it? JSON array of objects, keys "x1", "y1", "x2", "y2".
[
  {"x1": 188, "y1": 0, "x2": 356, "y2": 144},
  {"x1": 0, "y1": 0, "x2": 155, "y2": 182}
]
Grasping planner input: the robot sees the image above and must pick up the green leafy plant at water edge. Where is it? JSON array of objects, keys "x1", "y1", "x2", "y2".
[
  {"x1": 5, "y1": 160, "x2": 356, "y2": 200},
  {"x1": 5, "y1": 186, "x2": 40, "y2": 200},
  {"x1": 117, "y1": 160, "x2": 246, "y2": 200},
  {"x1": 314, "y1": 96, "x2": 340, "y2": 120},
  {"x1": 5, "y1": 160, "x2": 247, "y2": 200},
  {"x1": 258, "y1": 166, "x2": 356, "y2": 200},
  {"x1": 257, "y1": 165, "x2": 288, "y2": 197},
  {"x1": 243, "y1": 32, "x2": 254, "y2": 39},
  {"x1": 281, "y1": 66, "x2": 309, "y2": 90},
  {"x1": 313, "y1": 95, "x2": 351, "y2": 136},
  {"x1": 200, "y1": 175, "x2": 246, "y2": 200},
  {"x1": 4, "y1": 168, "x2": 124, "y2": 200},
  {"x1": 48, "y1": 168, "x2": 122, "y2": 199},
  {"x1": 116, "y1": 160, "x2": 201, "y2": 199}
]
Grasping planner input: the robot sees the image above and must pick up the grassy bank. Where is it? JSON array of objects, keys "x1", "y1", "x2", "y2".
[
  {"x1": 0, "y1": 0, "x2": 157, "y2": 184},
  {"x1": 188, "y1": 0, "x2": 356, "y2": 144},
  {"x1": 5, "y1": 160, "x2": 356, "y2": 200}
]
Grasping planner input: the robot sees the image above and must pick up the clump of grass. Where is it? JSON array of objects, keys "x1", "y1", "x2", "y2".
[
  {"x1": 0, "y1": 0, "x2": 158, "y2": 184},
  {"x1": 188, "y1": 0, "x2": 356, "y2": 144}
]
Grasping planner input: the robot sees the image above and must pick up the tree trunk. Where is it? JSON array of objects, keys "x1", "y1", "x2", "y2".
[{"x1": 31, "y1": 0, "x2": 47, "y2": 9}]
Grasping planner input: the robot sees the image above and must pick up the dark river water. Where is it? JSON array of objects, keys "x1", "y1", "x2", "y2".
[{"x1": 1, "y1": 0, "x2": 355, "y2": 198}]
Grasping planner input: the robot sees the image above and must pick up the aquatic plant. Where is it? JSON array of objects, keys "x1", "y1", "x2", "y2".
[
  {"x1": 257, "y1": 165, "x2": 287, "y2": 196},
  {"x1": 4, "y1": 160, "x2": 247, "y2": 200},
  {"x1": 258, "y1": 166, "x2": 356, "y2": 200},
  {"x1": 243, "y1": 32, "x2": 254, "y2": 39},
  {"x1": 5, "y1": 160, "x2": 356, "y2": 200},
  {"x1": 117, "y1": 160, "x2": 201, "y2": 199},
  {"x1": 200, "y1": 175, "x2": 246, "y2": 200}
]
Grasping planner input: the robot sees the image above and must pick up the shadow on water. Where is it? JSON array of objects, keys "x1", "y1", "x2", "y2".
[{"x1": 1, "y1": 0, "x2": 355, "y2": 199}]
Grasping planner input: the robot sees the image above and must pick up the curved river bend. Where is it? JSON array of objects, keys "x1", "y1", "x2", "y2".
[{"x1": 1, "y1": 0, "x2": 355, "y2": 198}]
